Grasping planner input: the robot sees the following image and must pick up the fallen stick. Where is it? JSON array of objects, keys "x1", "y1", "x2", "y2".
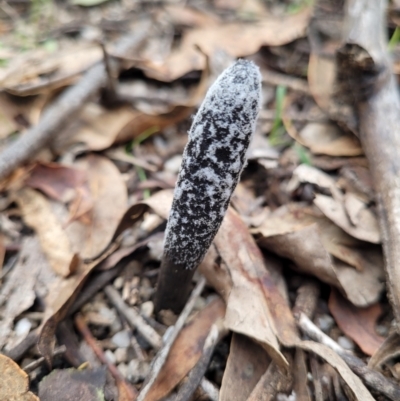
[
  {"x1": 0, "y1": 21, "x2": 150, "y2": 181},
  {"x1": 75, "y1": 313, "x2": 137, "y2": 400},
  {"x1": 104, "y1": 284, "x2": 162, "y2": 350},
  {"x1": 298, "y1": 313, "x2": 400, "y2": 401},
  {"x1": 337, "y1": 0, "x2": 400, "y2": 330}
]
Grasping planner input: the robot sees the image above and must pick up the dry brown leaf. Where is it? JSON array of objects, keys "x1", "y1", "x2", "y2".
[
  {"x1": 314, "y1": 193, "x2": 380, "y2": 243},
  {"x1": 338, "y1": 165, "x2": 374, "y2": 203},
  {"x1": 142, "y1": 7, "x2": 312, "y2": 81},
  {"x1": 328, "y1": 289, "x2": 384, "y2": 356},
  {"x1": 286, "y1": 121, "x2": 362, "y2": 156},
  {"x1": 34, "y1": 155, "x2": 126, "y2": 364},
  {"x1": 53, "y1": 103, "x2": 139, "y2": 153},
  {"x1": 37, "y1": 245, "x2": 117, "y2": 367},
  {"x1": 54, "y1": 64, "x2": 209, "y2": 153},
  {"x1": 293, "y1": 349, "x2": 311, "y2": 401},
  {"x1": 298, "y1": 341, "x2": 375, "y2": 401},
  {"x1": 287, "y1": 164, "x2": 380, "y2": 244},
  {"x1": 143, "y1": 298, "x2": 225, "y2": 401},
  {"x1": 0, "y1": 354, "x2": 39, "y2": 401},
  {"x1": 0, "y1": 44, "x2": 102, "y2": 95},
  {"x1": 0, "y1": 92, "x2": 47, "y2": 139},
  {"x1": 14, "y1": 187, "x2": 79, "y2": 277},
  {"x1": 0, "y1": 107, "x2": 17, "y2": 140},
  {"x1": 256, "y1": 204, "x2": 384, "y2": 306},
  {"x1": 65, "y1": 154, "x2": 127, "y2": 260},
  {"x1": 219, "y1": 334, "x2": 271, "y2": 401},
  {"x1": 214, "y1": 208, "x2": 289, "y2": 371},
  {"x1": 54, "y1": 100, "x2": 194, "y2": 153},
  {"x1": 287, "y1": 163, "x2": 339, "y2": 195},
  {"x1": 164, "y1": 5, "x2": 220, "y2": 28},
  {"x1": 0, "y1": 237, "x2": 57, "y2": 350},
  {"x1": 307, "y1": 51, "x2": 357, "y2": 134},
  {"x1": 38, "y1": 367, "x2": 106, "y2": 401},
  {"x1": 25, "y1": 162, "x2": 87, "y2": 203}
]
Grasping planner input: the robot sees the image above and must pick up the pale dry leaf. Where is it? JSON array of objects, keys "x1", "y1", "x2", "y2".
[
  {"x1": 256, "y1": 204, "x2": 384, "y2": 306},
  {"x1": 214, "y1": 208, "x2": 288, "y2": 371},
  {"x1": 143, "y1": 298, "x2": 225, "y2": 401},
  {"x1": 314, "y1": 193, "x2": 380, "y2": 243},
  {"x1": 287, "y1": 164, "x2": 380, "y2": 243},
  {"x1": 0, "y1": 238, "x2": 42, "y2": 349},
  {"x1": 53, "y1": 104, "x2": 138, "y2": 153},
  {"x1": 286, "y1": 164, "x2": 338, "y2": 195},
  {"x1": 64, "y1": 154, "x2": 128, "y2": 260},
  {"x1": 35, "y1": 155, "x2": 126, "y2": 363},
  {"x1": 37, "y1": 244, "x2": 118, "y2": 367},
  {"x1": 343, "y1": 192, "x2": 372, "y2": 226},
  {"x1": 307, "y1": 52, "x2": 357, "y2": 134},
  {"x1": 14, "y1": 187, "x2": 79, "y2": 277},
  {"x1": 0, "y1": 44, "x2": 102, "y2": 95},
  {"x1": 164, "y1": 5, "x2": 220, "y2": 28},
  {"x1": 143, "y1": 7, "x2": 312, "y2": 81},
  {"x1": 219, "y1": 333, "x2": 271, "y2": 401},
  {"x1": 0, "y1": 354, "x2": 39, "y2": 401},
  {"x1": 25, "y1": 162, "x2": 87, "y2": 203},
  {"x1": 289, "y1": 122, "x2": 362, "y2": 156}
]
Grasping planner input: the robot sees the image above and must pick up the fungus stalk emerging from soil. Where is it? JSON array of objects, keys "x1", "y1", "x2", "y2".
[{"x1": 154, "y1": 59, "x2": 262, "y2": 313}]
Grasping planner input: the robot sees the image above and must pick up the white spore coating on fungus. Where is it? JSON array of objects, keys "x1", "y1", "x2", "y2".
[{"x1": 164, "y1": 59, "x2": 262, "y2": 269}]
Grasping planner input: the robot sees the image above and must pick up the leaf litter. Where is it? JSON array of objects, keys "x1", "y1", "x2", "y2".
[{"x1": 1, "y1": 1, "x2": 400, "y2": 400}]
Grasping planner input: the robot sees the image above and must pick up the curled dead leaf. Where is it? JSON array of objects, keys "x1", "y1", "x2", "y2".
[
  {"x1": 256, "y1": 203, "x2": 384, "y2": 306},
  {"x1": 14, "y1": 187, "x2": 79, "y2": 278},
  {"x1": 143, "y1": 298, "x2": 225, "y2": 401},
  {"x1": 0, "y1": 354, "x2": 39, "y2": 401},
  {"x1": 329, "y1": 289, "x2": 385, "y2": 356},
  {"x1": 220, "y1": 334, "x2": 270, "y2": 401},
  {"x1": 143, "y1": 7, "x2": 312, "y2": 81}
]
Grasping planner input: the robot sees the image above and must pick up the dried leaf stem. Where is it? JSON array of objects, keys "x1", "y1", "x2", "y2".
[
  {"x1": 104, "y1": 285, "x2": 162, "y2": 350},
  {"x1": 74, "y1": 313, "x2": 137, "y2": 400}
]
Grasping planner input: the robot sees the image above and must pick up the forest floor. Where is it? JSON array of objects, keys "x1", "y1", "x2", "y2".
[{"x1": 1, "y1": 0, "x2": 400, "y2": 400}]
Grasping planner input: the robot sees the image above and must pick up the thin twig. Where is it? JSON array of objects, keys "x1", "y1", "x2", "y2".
[
  {"x1": 104, "y1": 285, "x2": 162, "y2": 350},
  {"x1": 199, "y1": 378, "x2": 219, "y2": 401},
  {"x1": 261, "y1": 69, "x2": 309, "y2": 93},
  {"x1": 74, "y1": 313, "x2": 137, "y2": 400},
  {"x1": 5, "y1": 328, "x2": 39, "y2": 362},
  {"x1": 297, "y1": 313, "x2": 400, "y2": 401},
  {"x1": 338, "y1": 0, "x2": 400, "y2": 331},
  {"x1": 23, "y1": 345, "x2": 66, "y2": 373},
  {"x1": 69, "y1": 263, "x2": 124, "y2": 315},
  {"x1": 0, "y1": 20, "x2": 150, "y2": 181},
  {"x1": 174, "y1": 324, "x2": 219, "y2": 401},
  {"x1": 137, "y1": 277, "x2": 206, "y2": 401}
]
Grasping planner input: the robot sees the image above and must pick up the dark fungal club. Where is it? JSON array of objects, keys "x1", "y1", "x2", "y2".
[{"x1": 155, "y1": 59, "x2": 262, "y2": 312}]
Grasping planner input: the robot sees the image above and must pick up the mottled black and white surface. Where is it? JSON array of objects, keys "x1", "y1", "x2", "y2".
[{"x1": 164, "y1": 59, "x2": 262, "y2": 269}]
